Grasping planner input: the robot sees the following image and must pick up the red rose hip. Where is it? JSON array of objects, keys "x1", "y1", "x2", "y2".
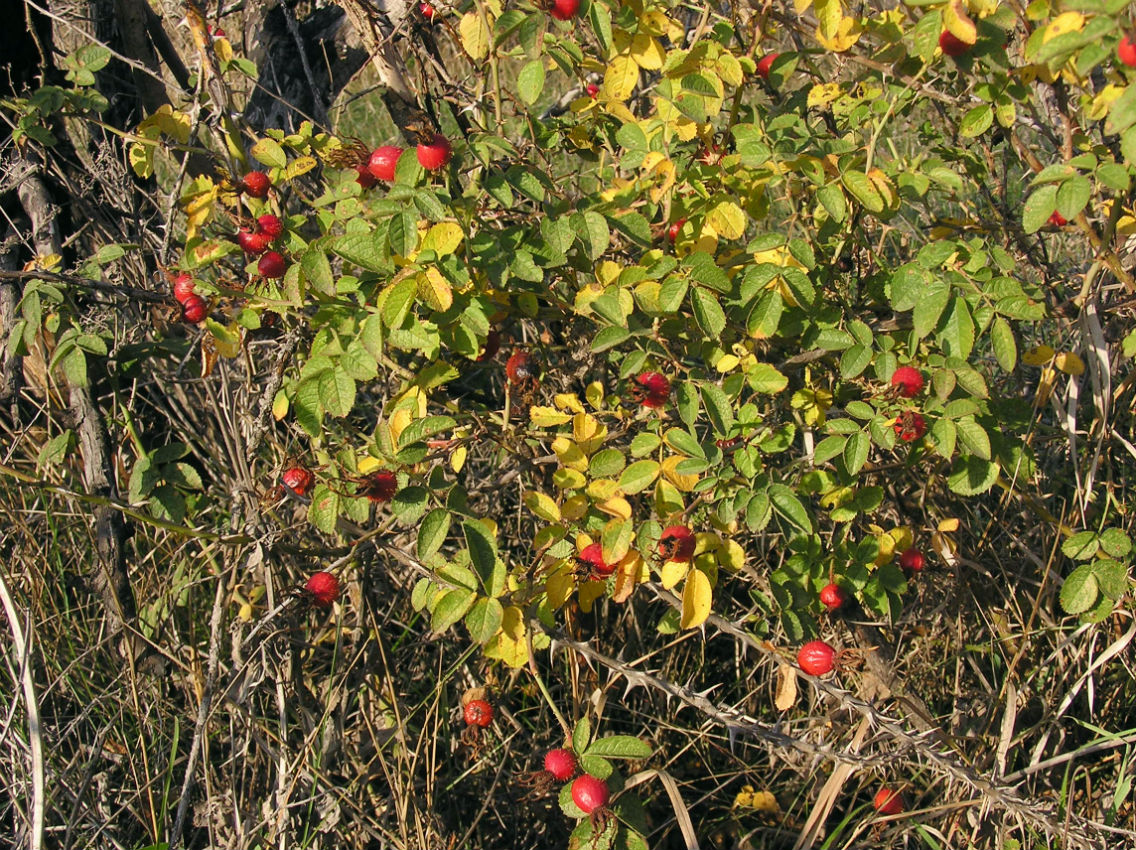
[
  {"x1": 416, "y1": 133, "x2": 452, "y2": 171},
  {"x1": 819, "y1": 582, "x2": 848, "y2": 612},
  {"x1": 571, "y1": 775, "x2": 610, "y2": 814},
  {"x1": 239, "y1": 170, "x2": 271, "y2": 198},
  {"x1": 939, "y1": 29, "x2": 970, "y2": 57},
  {"x1": 463, "y1": 698, "x2": 494, "y2": 728},
  {"x1": 631, "y1": 371, "x2": 671, "y2": 408},
  {"x1": 237, "y1": 228, "x2": 272, "y2": 255},
  {"x1": 357, "y1": 470, "x2": 398, "y2": 503},
  {"x1": 890, "y1": 365, "x2": 923, "y2": 397},
  {"x1": 894, "y1": 410, "x2": 926, "y2": 442},
  {"x1": 181, "y1": 294, "x2": 208, "y2": 323},
  {"x1": 549, "y1": 0, "x2": 579, "y2": 21},
  {"x1": 505, "y1": 349, "x2": 537, "y2": 385},
  {"x1": 368, "y1": 145, "x2": 403, "y2": 182},
  {"x1": 282, "y1": 466, "x2": 315, "y2": 496},
  {"x1": 658, "y1": 525, "x2": 696, "y2": 562},
  {"x1": 667, "y1": 218, "x2": 686, "y2": 242},
  {"x1": 757, "y1": 53, "x2": 780, "y2": 79},
  {"x1": 258, "y1": 251, "x2": 286, "y2": 279},
  {"x1": 578, "y1": 542, "x2": 614, "y2": 577},
  {"x1": 256, "y1": 214, "x2": 283, "y2": 239},
  {"x1": 1119, "y1": 34, "x2": 1136, "y2": 67},
  {"x1": 873, "y1": 787, "x2": 905, "y2": 815},
  {"x1": 305, "y1": 571, "x2": 340, "y2": 607},
  {"x1": 899, "y1": 548, "x2": 925, "y2": 572},
  {"x1": 544, "y1": 747, "x2": 577, "y2": 781},
  {"x1": 797, "y1": 639, "x2": 835, "y2": 676},
  {"x1": 1048, "y1": 211, "x2": 1067, "y2": 227},
  {"x1": 172, "y1": 272, "x2": 195, "y2": 304}
]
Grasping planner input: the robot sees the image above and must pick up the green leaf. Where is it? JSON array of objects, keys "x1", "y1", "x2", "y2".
[
  {"x1": 517, "y1": 58, "x2": 546, "y2": 105},
  {"x1": 431, "y1": 588, "x2": 476, "y2": 632},
  {"x1": 307, "y1": 484, "x2": 340, "y2": 534},
  {"x1": 464, "y1": 521, "x2": 498, "y2": 590},
  {"x1": 382, "y1": 278, "x2": 418, "y2": 328},
  {"x1": 573, "y1": 716, "x2": 591, "y2": 754},
  {"x1": 465, "y1": 597, "x2": 504, "y2": 643},
  {"x1": 959, "y1": 104, "x2": 993, "y2": 138},
  {"x1": 841, "y1": 169, "x2": 884, "y2": 212},
  {"x1": 251, "y1": 138, "x2": 287, "y2": 169},
  {"x1": 1056, "y1": 175, "x2": 1091, "y2": 220},
  {"x1": 938, "y1": 297, "x2": 975, "y2": 359},
  {"x1": 1062, "y1": 531, "x2": 1099, "y2": 561},
  {"x1": 991, "y1": 316, "x2": 1017, "y2": 371},
  {"x1": 813, "y1": 434, "x2": 846, "y2": 465},
  {"x1": 1023, "y1": 184, "x2": 1058, "y2": 234},
  {"x1": 388, "y1": 210, "x2": 418, "y2": 257},
  {"x1": 700, "y1": 383, "x2": 735, "y2": 434},
  {"x1": 947, "y1": 456, "x2": 999, "y2": 495},
  {"x1": 843, "y1": 431, "x2": 870, "y2": 476},
  {"x1": 839, "y1": 343, "x2": 872, "y2": 379},
  {"x1": 768, "y1": 484, "x2": 812, "y2": 531},
  {"x1": 619, "y1": 460, "x2": 659, "y2": 494},
  {"x1": 691, "y1": 287, "x2": 726, "y2": 337},
  {"x1": 955, "y1": 417, "x2": 991, "y2": 461},
  {"x1": 664, "y1": 427, "x2": 705, "y2": 458},
  {"x1": 912, "y1": 278, "x2": 949, "y2": 339},
  {"x1": 589, "y1": 448, "x2": 626, "y2": 478},
  {"x1": 1059, "y1": 564, "x2": 1098, "y2": 615},
  {"x1": 1099, "y1": 528, "x2": 1132, "y2": 559},
  {"x1": 585, "y1": 735, "x2": 653, "y2": 759},
  {"x1": 1092, "y1": 559, "x2": 1129, "y2": 599},
  {"x1": 301, "y1": 249, "x2": 334, "y2": 294},
  {"x1": 318, "y1": 369, "x2": 355, "y2": 417},
  {"x1": 747, "y1": 362, "x2": 788, "y2": 394},
  {"x1": 418, "y1": 508, "x2": 451, "y2": 560},
  {"x1": 399, "y1": 415, "x2": 457, "y2": 446}
]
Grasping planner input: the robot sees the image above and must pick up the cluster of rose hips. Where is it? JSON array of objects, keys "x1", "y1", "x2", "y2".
[
  {"x1": 354, "y1": 134, "x2": 452, "y2": 189},
  {"x1": 889, "y1": 365, "x2": 927, "y2": 442},
  {"x1": 171, "y1": 272, "x2": 208, "y2": 323},
  {"x1": 232, "y1": 171, "x2": 290, "y2": 279}
]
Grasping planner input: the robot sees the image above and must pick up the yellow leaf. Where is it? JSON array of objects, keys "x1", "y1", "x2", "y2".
[
  {"x1": 814, "y1": 0, "x2": 842, "y2": 39},
  {"x1": 774, "y1": 663, "x2": 798, "y2": 711},
  {"x1": 659, "y1": 559, "x2": 688, "y2": 589},
  {"x1": 612, "y1": 551, "x2": 646, "y2": 603},
  {"x1": 459, "y1": 12, "x2": 490, "y2": 61},
  {"x1": 357, "y1": 455, "x2": 382, "y2": 474},
  {"x1": 586, "y1": 479, "x2": 620, "y2": 501},
  {"x1": 285, "y1": 155, "x2": 318, "y2": 180},
  {"x1": 586, "y1": 381, "x2": 605, "y2": 409},
  {"x1": 630, "y1": 33, "x2": 665, "y2": 70},
  {"x1": 604, "y1": 54, "x2": 640, "y2": 101},
  {"x1": 578, "y1": 579, "x2": 607, "y2": 612},
  {"x1": 680, "y1": 567, "x2": 712, "y2": 629},
  {"x1": 524, "y1": 491, "x2": 561, "y2": 522},
  {"x1": 562, "y1": 493, "x2": 589, "y2": 519},
  {"x1": 272, "y1": 389, "x2": 289, "y2": 421},
  {"x1": 421, "y1": 222, "x2": 464, "y2": 256},
  {"x1": 1036, "y1": 365, "x2": 1058, "y2": 406},
  {"x1": 708, "y1": 200, "x2": 746, "y2": 240},
  {"x1": 206, "y1": 319, "x2": 243, "y2": 358},
  {"x1": 653, "y1": 476, "x2": 685, "y2": 518},
  {"x1": 547, "y1": 563, "x2": 575, "y2": 608},
  {"x1": 938, "y1": 517, "x2": 960, "y2": 532},
  {"x1": 716, "y1": 354, "x2": 741, "y2": 372},
  {"x1": 793, "y1": 0, "x2": 811, "y2": 12},
  {"x1": 716, "y1": 53, "x2": 744, "y2": 87},
  {"x1": 661, "y1": 455, "x2": 699, "y2": 492},
  {"x1": 1023, "y1": 344, "x2": 1056, "y2": 366},
  {"x1": 876, "y1": 526, "x2": 913, "y2": 565},
  {"x1": 552, "y1": 436, "x2": 589, "y2": 472},
  {"x1": 1043, "y1": 11, "x2": 1084, "y2": 43},
  {"x1": 807, "y1": 82, "x2": 844, "y2": 109},
  {"x1": 944, "y1": 0, "x2": 977, "y2": 43},
  {"x1": 598, "y1": 496, "x2": 632, "y2": 519},
  {"x1": 640, "y1": 10, "x2": 672, "y2": 36},
  {"x1": 1089, "y1": 84, "x2": 1124, "y2": 121},
  {"x1": 417, "y1": 268, "x2": 453, "y2": 312},
  {"x1": 451, "y1": 445, "x2": 467, "y2": 473},
  {"x1": 389, "y1": 408, "x2": 412, "y2": 447},
  {"x1": 483, "y1": 605, "x2": 528, "y2": 667},
  {"x1": 717, "y1": 538, "x2": 746, "y2": 571},
  {"x1": 554, "y1": 468, "x2": 587, "y2": 489},
  {"x1": 530, "y1": 406, "x2": 574, "y2": 426},
  {"x1": 553, "y1": 393, "x2": 585, "y2": 413},
  {"x1": 1054, "y1": 351, "x2": 1085, "y2": 376},
  {"x1": 573, "y1": 412, "x2": 607, "y2": 455},
  {"x1": 815, "y1": 16, "x2": 862, "y2": 52}
]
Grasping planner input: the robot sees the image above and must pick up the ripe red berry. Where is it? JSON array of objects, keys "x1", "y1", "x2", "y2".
[
  {"x1": 368, "y1": 145, "x2": 403, "y2": 182},
  {"x1": 419, "y1": 1, "x2": 436, "y2": 18},
  {"x1": 939, "y1": 29, "x2": 970, "y2": 57},
  {"x1": 305, "y1": 571, "x2": 340, "y2": 607},
  {"x1": 586, "y1": 83, "x2": 599, "y2": 98},
  {"x1": 505, "y1": 349, "x2": 537, "y2": 385},
  {"x1": 544, "y1": 747, "x2": 577, "y2": 781},
  {"x1": 667, "y1": 218, "x2": 686, "y2": 242},
  {"x1": 258, "y1": 251, "x2": 286, "y2": 279},
  {"x1": 172, "y1": 272, "x2": 195, "y2": 304},
  {"x1": 757, "y1": 53, "x2": 780, "y2": 79},
  {"x1": 237, "y1": 228, "x2": 272, "y2": 255},
  {"x1": 463, "y1": 698, "x2": 494, "y2": 728},
  {"x1": 239, "y1": 170, "x2": 271, "y2": 198},
  {"x1": 578, "y1": 542, "x2": 615, "y2": 577},
  {"x1": 1048, "y1": 211, "x2": 1067, "y2": 227},
  {"x1": 873, "y1": 787, "x2": 905, "y2": 815},
  {"x1": 658, "y1": 525, "x2": 696, "y2": 562},
  {"x1": 282, "y1": 466, "x2": 315, "y2": 497},
  {"x1": 571, "y1": 775, "x2": 610, "y2": 814},
  {"x1": 899, "y1": 548, "x2": 925, "y2": 572},
  {"x1": 549, "y1": 0, "x2": 579, "y2": 21},
  {"x1": 631, "y1": 371, "x2": 671, "y2": 408},
  {"x1": 819, "y1": 582, "x2": 848, "y2": 612},
  {"x1": 894, "y1": 410, "x2": 927, "y2": 442},
  {"x1": 181, "y1": 293, "x2": 208, "y2": 323},
  {"x1": 416, "y1": 133, "x2": 452, "y2": 171},
  {"x1": 257, "y1": 214, "x2": 283, "y2": 239},
  {"x1": 357, "y1": 470, "x2": 398, "y2": 503},
  {"x1": 1120, "y1": 34, "x2": 1136, "y2": 67},
  {"x1": 890, "y1": 365, "x2": 924, "y2": 398},
  {"x1": 207, "y1": 24, "x2": 226, "y2": 38},
  {"x1": 355, "y1": 165, "x2": 378, "y2": 189},
  {"x1": 797, "y1": 639, "x2": 835, "y2": 676}
]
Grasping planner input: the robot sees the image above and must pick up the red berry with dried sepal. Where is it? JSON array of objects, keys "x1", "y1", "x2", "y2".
[
  {"x1": 172, "y1": 272, "x2": 195, "y2": 304},
  {"x1": 368, "y1": 145, "x2": 403, "y2": 182},
  {"x1": 549, "y1": 0, "x2": 579, "y2": 21},
  {"x1": 819, "y1": 582, "x2": 848, "y2": 612},
  {"x1": 355, "y1": 165, "x2": 377, "y2": 189},
  {"x1": 258, "y1": 251, "x2": 286, "y2": 279},
  {"x1": 239, "y1": 171, "x2": 271, "y2": 198},
  {"x1": 586, "y1": 83, "x2": 599, "y2": 98},
  {"x1": 181, "y1": 294, "x2": 208, "y2": 323},
  {"x1": 357, "y1": 470, "x2": 398, "y2": 503},
  {"x1": 463, "y1": 698, "x2": 493, "y2": 728},
  {"x1": 890, "y1": 365, "x2": 923, "y2": 398},
  {"x1": 667, "y1": 219, "x2": 686, "y2": 242},
  {"x1": 305, "y1": 571, "x2": 340, "y2": 607},
  {"x1": 544, "y1": 748, "x2": 577, "y2": 781},
  {"x1": 1120, "y1": 34, "x2": 1136, "y2": 67},
  {"x1": 658, "y1": 525, "x2": 696, "y2": 562},
  {"x1": 505, "y1": 349, "x2": 538, "y2": 385},
  {"x1": 237, "y1": 228, "x2": 271, "y2": 255},
  {"x1": 1048, "y1": 211, "x2": 1067, "y2": 227},
  {"x1": 797, "y1": 639, "x2": 835, "y2": 676},
  {"x1": 899, "y1": 548, "x2": 925, "y2": 573},
  {"x1": 282, "y1": 466, "x2": 314, "y2": 497},
  {"x1": 571, "y1": 775, "x2": 609, "y2": 814},
  {"x1": 631, "y1": 371, "x2": 670, "y2": 408},
  {"x1": 894, "y1": 410, "x2": 926, "y2": 442},
  {"x1": 257, "y1": 214, "x2": 283, "y2": 239},
  {"x1": 419, "y1": 2, "x2": 436, "y2": 18},
  {"x1": 578, "y1": 542, "x2": 614, "y2": 577},
  {"x1": 416, "y1": 133, "x2": 452, "y2": 171},
  {"x1": 873, "y1": 787, "x2": 905, "y2": 815}
]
